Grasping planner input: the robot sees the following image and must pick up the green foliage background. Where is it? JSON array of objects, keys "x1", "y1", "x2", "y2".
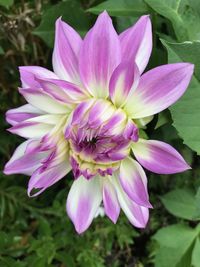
[{"x1": 0, "y1": 0, "x2": 200, "y2": 266}]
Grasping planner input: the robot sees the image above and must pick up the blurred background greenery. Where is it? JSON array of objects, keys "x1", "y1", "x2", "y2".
[{"x1": 0, "y1": 0, "x2": 200, "y2": 266}]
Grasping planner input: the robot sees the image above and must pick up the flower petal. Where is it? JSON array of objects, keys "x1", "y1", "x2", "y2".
[
  {"x1": 120, "y1": 15, "x2": 152, "y2": 73},
  {"x1": 103, "y1": 178, "x2": 120, "y2": 223},
  {"x1": 109, "y1": 61, "x2": 140, "y2": 107},
  {"x1": 27, "y1": 114, "x2": 63, "y2": 125},
  {"x1": 111, "y1": 175, "x2": 149, "y2": 228},
  {"x1": 53, "y1": 18, "x2": 82, "y2": 83},
  {"x1": 125, "y1": 63, "x2": 194, "y2": 118},
  {"x1": 87, "y1": 99, "x2": 115, "y2": 129},
  {"x1": 71, "y1": 99, "x2": 95, "y2": 126},
  {"x1": 8, "y1": 121, "x2": 54, "y2": 139},
  {"x1": 35, "y1": 77, "x2": 88, "y2": 104},
  {"x1": 119, "y1": 157, "x2": 151, "y2": 208},
  {"x1": 132, "y1": 139, "x2": 191, "y2": 174},
  {"x1": 6, "y1": 104, "x2": 43, "y2": 126},
  {"x1": 66, "y1": 175, "x2": 102, "y2": 234},
  {"x1": 28, "y1": 159, "x2": 71, "y2": 197},
  {"x1": 3, "y1": 140, "x2": 45, "y2": 175},
  {"x1": 19, "y1": 88, "x2": 69, "y2": 114},
  {"x1": 79, "y1": 11, "x2": 121, "y2": 98},
  {"x1": 123, "y1": 119, "x2": 139, "y2": 142},
  {"x1": 100, "y1": 110, "x2": 127, "y2": 136},
  {"x1": 8, "y1": 112, "x2": 61, "y2": 139},
  {"x1": 19, "y1": 66, "x2": 58, "y2": 88}
]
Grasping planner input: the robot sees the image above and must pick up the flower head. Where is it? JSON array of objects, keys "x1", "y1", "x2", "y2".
[{"x1": 4, "y1": 11, "x2": 194, "y2": 233}]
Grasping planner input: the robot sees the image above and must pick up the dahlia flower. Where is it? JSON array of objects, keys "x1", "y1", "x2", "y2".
[{"x1": 4, "y1": 11, "x2": 194, "y2": 234}]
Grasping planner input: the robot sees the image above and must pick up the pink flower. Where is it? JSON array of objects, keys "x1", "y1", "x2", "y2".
[{"x1": 4, "y1": 12, "x2": 194, "y2": 234}]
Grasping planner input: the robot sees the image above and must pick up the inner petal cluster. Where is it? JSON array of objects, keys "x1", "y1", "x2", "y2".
[{"x1": 65, "y1": 99, "x2": 138, "y2": 179}]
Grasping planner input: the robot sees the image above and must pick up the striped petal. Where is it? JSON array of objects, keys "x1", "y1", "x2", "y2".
[
  {"x1": 120, "y1": 15, "x2": 152, "y2": 74},
  {"x1": 19, "y1": 66, "x2": 58, "y2": 88},
  {"x1": 101, "y1": 110, "x2": 127, "y2": 136},
  {"x1": 119, "y1": 157, "x2": 151, "y2": 208},
  {"x1": 19, "y1": 88, "x2": 69, "y2": 114},
  {"x1": 123, "y1": 119, "x2": 139, "y2": 142},
  {"x1": 66, "y1": 176, "x2": 102, "y2": 234},
  {"x1": 71, "y1": 99, "x2": 95, "y2": 126},
  {"x1": 53, "y1": 18, "x2": 82, "y2": 83},
  {"x1": 79, "y1": 11, "x2": 121, "y2": 98},
  {"x1": 87, "y1": 99, "x2": 115, "y2": 128},
  {"x1": 27, "y1": 114, "x2": 63, "y2": 125},
  {"x1": 3, "y1": 140, "x2": 43, "y2": 175},
  {"x1": 111, "y1": 175, "x2": 149, "y2": 228},
  {"x1": 36, "y1": 77, "x2": 87, "y2": 104},
  {"x1": 125, "y1": 63, "x2": 194, "y2": 118},
  {"x1": 6, "y1": 104, "x2": 43, "y2": 126},
  {"x1": 132, "y1": 139, "x2": 191, "y2": 174},
  {"x1": 8, "y1": 113, "x2": 61, "y2": 139},
  {"x1": 8, "y1": 120, "x2": 54, "y2": 139},
  {"x1": 103, "y1": 178, "x2": 120, "y2": 223},
  {"x1": 109, "y1": 61, "x2": 140, "y2": 107},
  {"x1": 28, "y1": 159, "x2": 71, "y2": 197}
]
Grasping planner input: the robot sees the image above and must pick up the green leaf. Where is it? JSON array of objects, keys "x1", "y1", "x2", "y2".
[
  {"x1": 28, "y1": 257, "x2": 46, "y2": 267},
  {"x1": 29, "y1": 237, "x2": 56, "y2": 265},
  {"x1": 155, "y1": 246, "x2": 193, "y2": 267},
  {"x1": 55, "y1": 252, "x2": 76, "y2": 267},
  {"x1": 194, "y1": 187, "x2": 200, "y2": 219},
  {"x1": 0, "y1": 0, "x2": 13, "y2": 8},
  {"x1": 154, "y1": 224, "x2": 198, "y2": 267},
  {"x1": 161, "y1": 39, "x2": 200, "y2": 155},
  {"x1": 154, "y1": 224, "x2": 198, "y2": 247},
  {"x1": 88, "y1": 0, "x2": 149, "y2": 16},
  {"x1": 116, "y1": 16, "x2": 139, "y2": 32},
  {"x1": 161, "y1": 41, "x2": 200, "y2": 80},
  {"x1": 38, "y1": 217, "x2": 52, "y2": 236},
  {"x1": 0, "y1": 231, "x2": 11, "y2": 251},
  {"x1": 0, "y1": 257, "x2": 26, "y2": 267},
  {"x1": 0, "y1": 46, "x2": 4, "y2": 55},
  {"x1": 160, "y1": 189, "x2": 197, "y2": 220},
  {"x1": 34, "y1": 1, "x2": 90, "y2": 47},
  {"x1": 188, "y1": 0, "x2": 200, "y2": 17},
  {"x1": 192, "y1": 237, "x2": 200, "y2": 267},
  {"x1": 155, "y1": 110, "x2": 171, "y2": 129},
  {"x1": 145, "y1": 0, "x2": 200, "y2": 41}
]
